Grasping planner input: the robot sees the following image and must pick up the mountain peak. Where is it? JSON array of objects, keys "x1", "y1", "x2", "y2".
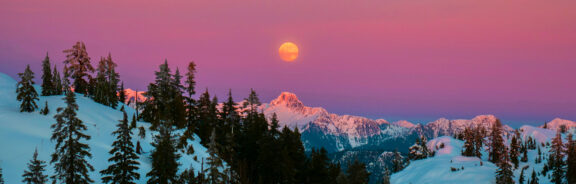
[{"x1": 270, "y1": 92, "x2": 305, "y2": 109}]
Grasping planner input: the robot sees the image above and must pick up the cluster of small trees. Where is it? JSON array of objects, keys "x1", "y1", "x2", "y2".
[
  {"x1": 408, "y1": 136, "x2": 431, "y2": 160},
  {"x1": 13, "y1": 41, "x2": 374, "y2": 184},
  {"x1": 459, "y1": 125, "x2": 486, "y2": 158},
  {"x1": 453, "y1": 118, "x2": 576, "y2": 184},
  {"x1": 17, "y1": 42, "x2": 126, "y2": 116}
]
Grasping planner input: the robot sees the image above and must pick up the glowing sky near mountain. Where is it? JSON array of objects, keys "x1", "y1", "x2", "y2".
[{"x1": 0, "y1": 0, "x2": 575, "y2": 126}]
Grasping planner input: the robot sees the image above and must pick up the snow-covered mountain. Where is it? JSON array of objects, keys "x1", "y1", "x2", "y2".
[
  {"x1": 0, "y1": 73, "x2": 210, "y2": 184},
  {"x1": 260, "y1": 92, "x2": 523, "y2": 153},
  {"x1": 540, "y1": 118, "x2": 576, "y2": 131},
  {"x1": 414, "y1": 115, "x2": 514, "y2": 138},
  {"x1": 122, "y1": 88, "x2": 146, "y2": 108},
  {"x1": 261, "y1": 92, "x2": 414, "y2": 152}
]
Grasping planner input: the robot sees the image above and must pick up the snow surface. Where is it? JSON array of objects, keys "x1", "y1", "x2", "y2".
[
  {"x1": 392, "y1": 133, "x2": 559, "y2": 184},
  {"x1": 0, "y1": 72, "x2": 210, "y2": 183}
]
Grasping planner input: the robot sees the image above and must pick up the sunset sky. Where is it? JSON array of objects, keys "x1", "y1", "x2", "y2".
[{"x1": 1, "y1": 0, "x2": 575, "y2": 126}]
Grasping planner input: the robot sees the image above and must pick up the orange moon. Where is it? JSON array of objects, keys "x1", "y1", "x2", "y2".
[{"x1": 279, "y1": 42, "x2": 299, "y2": 62}]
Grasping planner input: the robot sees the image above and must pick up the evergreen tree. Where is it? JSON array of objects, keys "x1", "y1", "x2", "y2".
[
  {"x1": 179, "y1": 61, "x2": 198, "y2": 155},
  {"x1": 40, "y1": 101, "x2": 49, "y2": 115},
  {"x1": 0, "y1": 166, "x2": 3, "y2": 184},
  {"x1": 196, "y1": 90, "x2": 218, "y2": 145},
  {"x1": 50, "y1": 92, "x2": 94, "y2": 184},
  {"x1": 303, "y1": 148, "x2": 334, "y2": 183},
  {"x1": 119, "y1": 82, "x2": 126, "y2": 104},
  {"x1": 63, "y1": 41, "x2": 94, "y2": 95},
  {"x1": 462, "y1": 127, "x2": 475, "y2": 157},
  {"x1": 381, "y1": 167, "x2": 390, "y2": 184},
  {"x1": 420, "y1": 136, "x2": 430, "y2": 158},
  {"x1": 93, "y1": 54, "x2": 119, "y2": 108},
  {"x1": 205, "y1": 129, "x2": 226, "y2": 184},
  {"x1": 100, "y1": 109, "x2": 140, "y2": 184},
  {"x1": 17, "y1": 65, "x2": 39, "y2": 112},
  {"x1": 52, "y1": 65, "x2": 63, "y2": 95},
  {"x1": 62, "y1": 65, "x2": 71, "y2": 95},
  {"x1": 566, "y1": 133, "x2": 576, "y2": 184},
  {"x1": 242, "y1": 88, "x2": 261, "y2": 115},
  {"x1": 177, "y1": 168, "x2": 196, "y2": 184},
  {"x1": 495, "y1": 147, "x2": 514, "y2": 184},
  {"x1": 185, "y1": 61, "x2": 197, "y2": 98},
  {"x1": 474, "y1": 125, "x2": 486, "y2": 158},
  {"x1": 22, "y1": 148, "x2": 48, "y2": 184},
  {"x1": 530, "y1": 169, "x2": 539, "y2": 184},
  {"x1": 409, "y1": 137, "x2": 427, "y2": 160},
  {"x1": 392, "y1": 149, "x2": 405, "y2": 173},
  {"x1": 146, "y1": 115, "x2": 180, "y2": 184},
  {"x1": 518, "y1": 168, "x2": 525, "y2": 184},
  {"x1": 510, "y1": 131, "x2": 520, "y2": 169},
  {"x1": 346, "y1": 159, "x2": 370, "y2": 184},
  {"x1": 41, "y1": 53, "x2": 55, "y2": 96},
  {"x1": 489, "y1": 119, "x2": 505, "y2": 164},
  {"x1": 550, "y1": 130, "x2": 565, "y2": 184}
]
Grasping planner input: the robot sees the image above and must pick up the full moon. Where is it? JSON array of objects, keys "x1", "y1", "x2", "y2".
[{"x1": 279, "y1": 42, "x2": 299, "y2": 62}]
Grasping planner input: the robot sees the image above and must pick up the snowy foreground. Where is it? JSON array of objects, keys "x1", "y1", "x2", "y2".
[
  {"x1": 0, "y1": 73, "x2": 210, "y2": 183},
  {"x1": 391, "y1": 134, "x2": 557, "y2": 184}
]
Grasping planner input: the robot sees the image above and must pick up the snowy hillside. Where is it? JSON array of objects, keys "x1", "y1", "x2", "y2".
[
  {"x1": 391, "y1": 130, "x2": 560, "y2": 184},
  {"x1": 0, "y1": 72, "x2": 210, "y2": 184},
  {"x1": 392, "y1": 136, "x2": 499, "y2": 184}
]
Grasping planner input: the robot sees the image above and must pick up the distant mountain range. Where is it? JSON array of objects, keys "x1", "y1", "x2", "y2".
[{"x1": 122, "y1": 89, "x2": 576, "y2": 153}]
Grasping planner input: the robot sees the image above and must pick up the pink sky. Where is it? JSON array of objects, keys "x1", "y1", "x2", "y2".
[{"x1": 1, "y1": 0, "x2": 575, "y2": 126}]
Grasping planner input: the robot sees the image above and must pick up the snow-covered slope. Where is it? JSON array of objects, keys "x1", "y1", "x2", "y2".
[
  {"x1": 392, "y1": 136, "x2": 554, "y2": 184},
  {"x1": 0, "y1": 73, "x2": 209, "y2": 184},
  {"x1": 519, "y1": 125, "x2": 557, "y2": 144},
  {"x1": 392, "y1": 136, "x2": 498, "y2": 184}
]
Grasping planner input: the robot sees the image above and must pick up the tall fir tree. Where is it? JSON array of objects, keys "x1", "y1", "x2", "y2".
[
  {"x1": 146, "y1": 125, "x2": 180, "y2": 184},
  {"x1": 63, "y1": 41, "x2": 94, "y2": 95},
  {"x1": 62, "y1": 65, "x2": 71, "y2": 95},
  {"x1": 530, "y1": 169, "x2": 539, "y2": 184},
  {"x1": 0, "y1": 166, "x2": 4, "y2": 184},
  {"x1": 22, "y1": 148, "x2": 48, "y2": 184},
  {"x1": 93, "y1": 54, "x2": 119, "y2": 108},
  {"x1": 381, "y1": 167, "x2": 391, "y2": 184},
  {"x1": 392, "y1": 149, "x2": 405, "y2": 173},
  {"x1": 489, "y1": 119, "x2": 505, "y2": 164},
  {"x1": 50, "y1": 92, "x2": 94, "y2": 184},
  {"x1": 550, "y1": 130, "x2": 565, "y2": 184},
  {"x1": 52, "y1": 65, "x2": 63, "y2": 95},
  {"x1": 518, "y1": 168, "x2": 525, "y2": 184},
  {"x1": 100, "y1": 109, "x2": 140, "y2": 184},
  {"x1": 178, "y1": 62, "x2": 198, "y2": 155},
  {"x1": 17, "y1": 65, "x2": 39, "y2": 112},
  {"x1": 474, "y1": 125, "x2": 486, "y2": 158},
  {"x1": 242, "y1": 88, "x2": 261, "y2": 115},
  {"x1": 346, "y1": 159, "x2": 370, "y2": 184},
  {"x1": 205, "y1": 129, "x2": 226, "y2": 184},
  {"x1": 41, "y1": 53, "x2": 55, "y2": 96},
  {"x1": 462, "y1": 127, "x2": 475, "y2": 157},
  {"x1": 510, "y1": 131, "x2": 521, "y2": 169},
  {"x1": 495, "y1": 147, "x2": 514, "y2": 184},
  {"x1": 119, "y1": 82, "x2": 126, "y2": 104},
  {"x1": 566, "y1": 133, "x2": 576, "y2": 184}
]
